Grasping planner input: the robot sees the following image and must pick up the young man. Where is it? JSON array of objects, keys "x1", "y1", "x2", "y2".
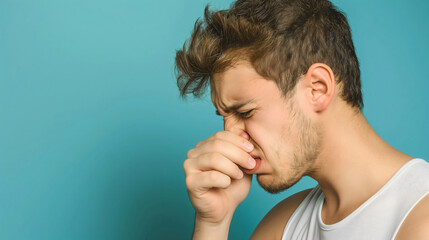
[{"x1": 175, "y1": 0, "x2": 429, "y2": 239}]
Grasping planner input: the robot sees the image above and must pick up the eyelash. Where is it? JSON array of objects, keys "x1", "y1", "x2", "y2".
[
  {"x1": 216, "y1": 110, "x2": 254, "y2": 119},
  {"x1": 238, "y1": 110, "x2": 253, "y2": 119}
]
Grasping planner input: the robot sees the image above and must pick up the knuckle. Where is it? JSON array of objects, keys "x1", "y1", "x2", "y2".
[
  {"x1": 186, "y1": 148, "x2": 195, "y2": 159},
  {"x1": 183, "y1": 159, "x2": 191, "y2": 172},
  {"x1": 185, "y1": 175, "x2": 194, "y2": 190},
  {"x1": 195, "y1": 140, "x2": 203, "y2": 148},
  {"x1": 213, "y1": 131, "x2": 225, "y2": 139}
]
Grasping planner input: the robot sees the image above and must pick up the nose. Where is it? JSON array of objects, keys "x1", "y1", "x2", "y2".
[{"x1": 224, "y1": 117, "x2": 250, "y2": 140}]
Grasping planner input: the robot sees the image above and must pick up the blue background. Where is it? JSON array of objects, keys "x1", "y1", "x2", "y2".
[{"x1": 0, "y1": 0, "x2": 428, "y2": 239}]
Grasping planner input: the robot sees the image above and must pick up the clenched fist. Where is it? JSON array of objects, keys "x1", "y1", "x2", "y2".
[{"x1": 184, "y1": 131, "x2": 257, "y2": 239}]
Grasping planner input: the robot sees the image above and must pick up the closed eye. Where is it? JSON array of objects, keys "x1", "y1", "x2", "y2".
[{"x1": 238, "y1": 109, "x2": 254, "y2": 119}]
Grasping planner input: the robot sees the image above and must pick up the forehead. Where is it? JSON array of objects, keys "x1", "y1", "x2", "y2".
[{"x1": 211, "y1": 61, "x2": 281, "y2": 110}]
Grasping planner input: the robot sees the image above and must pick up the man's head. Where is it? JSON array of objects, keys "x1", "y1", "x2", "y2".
[
  {"x1": 175, "y1": 0, "x2": 362, "y2": 109},
  {"x1": 175, "y1": 0, "x2": 363, "y2": 193}
]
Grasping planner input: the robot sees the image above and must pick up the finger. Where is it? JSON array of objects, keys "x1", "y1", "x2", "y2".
[
  {"x1": 238, "y1": 131, "x2": 250, "y2": 140},
  {"x1": 197, "y1": 139, "x2": 256, "y2": 170},
  {"x1": 210, "y1": 131, "x2": 254, "y2": 152},
  {"x1": 186, "y1": 171, "x2": 232, "y2": 193},
  {"x1": 190, "y1": 152, "x2": 244, "y2": 179},
  {"x1": 189, "y1": 131, "x2": 253, "y2": 159}
]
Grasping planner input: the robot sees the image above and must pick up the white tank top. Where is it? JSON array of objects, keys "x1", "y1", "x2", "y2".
[{"x1": 282, "y1": 158, "x2": 429, "y2": 240}]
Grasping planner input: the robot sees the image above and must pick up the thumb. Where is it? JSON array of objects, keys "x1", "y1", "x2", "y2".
[{"x1": 238, "y1": 131, "x2": 250, "y2": 140}]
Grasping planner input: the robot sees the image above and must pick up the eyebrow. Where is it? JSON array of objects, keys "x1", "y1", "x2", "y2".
[{"x1": 217, "y1": 99, "x2": 256, "y2": 114}]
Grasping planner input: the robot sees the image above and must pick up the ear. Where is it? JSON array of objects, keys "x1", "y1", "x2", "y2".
[{"x1": 301, "y1": 63, "x2": 335, "y2": 112}]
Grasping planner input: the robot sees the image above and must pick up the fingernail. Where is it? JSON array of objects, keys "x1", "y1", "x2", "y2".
[
  {"x1": 248, "y1": 156, "x2": 256, "y2": 168},
  {"x1": 237, "y1": 169, "x2": 243, "y2": 179},
  {"x1": 243, "y1": 142, "x2": 253, "y2": 151}
]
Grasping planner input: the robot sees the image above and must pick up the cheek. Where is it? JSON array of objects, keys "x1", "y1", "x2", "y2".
[
  {"x1": 245, "y1": 110, "x2": 293, "y2": 160},
  {"x1": 245, "y1": 115, "x2": 284, "y2": 152}
]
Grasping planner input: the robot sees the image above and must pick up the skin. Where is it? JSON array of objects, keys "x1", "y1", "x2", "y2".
[{"x1": 183, "y1": 60, "x2": 428, "y2": 239}]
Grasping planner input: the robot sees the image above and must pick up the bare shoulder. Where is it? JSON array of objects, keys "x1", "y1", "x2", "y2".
[
  {"x1": 250, "y1": 188, "x2": 313, "y2": 240},
  {"x1": 394, "y1": 194, "x2": 429, "y2": 240}
]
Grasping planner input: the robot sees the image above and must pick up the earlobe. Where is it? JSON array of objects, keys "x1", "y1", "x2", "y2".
[{"x1": 304, "y1": 63, "x2": 335, "y2": 112}]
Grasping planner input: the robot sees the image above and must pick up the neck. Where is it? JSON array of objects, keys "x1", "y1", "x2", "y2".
[{"x1": 309, "y1": 102, "x2": 413, "y2": 224}]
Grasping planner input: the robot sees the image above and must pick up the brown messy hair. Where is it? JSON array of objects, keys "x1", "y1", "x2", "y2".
[{"x1": 175, "y1": 0, "x2": 363, "y2": 110}]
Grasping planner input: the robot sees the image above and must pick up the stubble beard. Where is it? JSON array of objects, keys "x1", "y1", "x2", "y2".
[{"x1": 257, "y1": 100, "x2": 322, "y2": 194}]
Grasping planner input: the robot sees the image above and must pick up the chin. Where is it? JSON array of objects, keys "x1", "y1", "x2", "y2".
[{"x1": 257, "y1": 173, "x2": 303, "y2": 194}]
